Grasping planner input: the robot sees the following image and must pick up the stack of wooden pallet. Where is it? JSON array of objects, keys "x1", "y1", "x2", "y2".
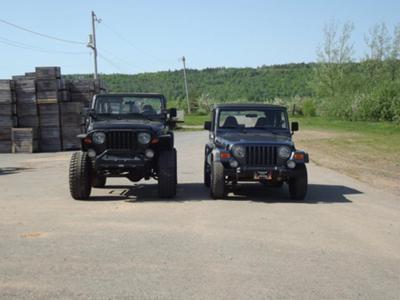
[
  {"x1": 60, "y1": 102, "x2": 84, "y2": 150},
  {"x1": 0, "y1": 66, "x2": 107, "y2": 153},
  {"x1": 35, "y1": 67, "x2": 63, "y2": 152},
  {"x1": 0, "y1": 80, "x2": 16, "y2": 153}
]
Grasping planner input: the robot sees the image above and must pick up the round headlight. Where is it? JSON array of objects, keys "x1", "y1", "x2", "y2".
[
  {"x1": 138, "y1": 132, "x2": 151, "y2": 145},
  {"x1": 278, "y1": 146, "x2": 291, "y2": 159},
  {"x1": 232, "y1": 145, "x2": 246, "y2": 158},
  {"x1": 92, "y1": 132, "x2": 106, "y2": 144}
]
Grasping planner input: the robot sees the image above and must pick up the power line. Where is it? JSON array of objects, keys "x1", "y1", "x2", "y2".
[
  {"x1": 98, "y1": 47, "x2": 146, "y2": 73},
  {"x1": 97, "y1": 52, "x2": 125, "y2": 73},
  {"x1": 99, "y1": 21, "x2": 174, "y2": 65},
  {"x1": 0, "y1": 36, "x2": 88, "y2": 55},
  {"x1": 0, "y1": 18, "x2": 85, "y2": 45}
]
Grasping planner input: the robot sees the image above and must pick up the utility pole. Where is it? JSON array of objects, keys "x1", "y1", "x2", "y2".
[
  {"x1": 182, "y1": 56, "x2": 191, "y2": 114},
  {"x1": 87, "y1": 11, "x2": 101, "y2": 79}
]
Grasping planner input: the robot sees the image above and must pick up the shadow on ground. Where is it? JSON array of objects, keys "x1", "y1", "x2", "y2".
[
  {"x1": 88, "y1": 183, "x2": 361, "y2": 204},
  {"x1": 0, "y1": 167, "x2": 33, "y2": 176}
]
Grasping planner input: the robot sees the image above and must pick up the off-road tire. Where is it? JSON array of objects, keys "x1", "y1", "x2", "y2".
[
  {"x1": 210, "y1": 161, "x2": 225, "y2": 199},
  {"x1": 204, "y1": 161, "x2": 211, "y2": 187},
  {"x1": 158, "y1": 148, "x2": 177, "y2": 198},
  {"x1": 288, "y1": 164, "x2": 308, "y2": 200},
  {"x1": 69, "y1": 151, "x2": 92, "y2": 200},
  {"x1": 92, "y1": 175, "x2": 106, "y2": 188}
]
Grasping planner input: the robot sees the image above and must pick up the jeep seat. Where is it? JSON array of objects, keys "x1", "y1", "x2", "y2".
[{"x1": 222, "y1": 116, "x2": 239, "y2": 128}]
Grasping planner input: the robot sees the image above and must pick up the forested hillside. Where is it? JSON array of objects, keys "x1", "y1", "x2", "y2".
[{"x1": 68, "y1": 63, "x2": 314, "y2": 104}]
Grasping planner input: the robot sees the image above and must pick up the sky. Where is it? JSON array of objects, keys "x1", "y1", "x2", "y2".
[{"x1": 0, "y1": 0, "x2": 399, "y2": 78}]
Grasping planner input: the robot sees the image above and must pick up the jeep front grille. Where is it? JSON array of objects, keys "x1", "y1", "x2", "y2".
[
  {"x1": 245, "y1": 145, "x2": 277, "y2": 166},
  {"x1": 106, "y1": 131, "x2": 137, "y2": 150}
]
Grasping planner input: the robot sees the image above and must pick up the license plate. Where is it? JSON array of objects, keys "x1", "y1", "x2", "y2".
[{"x1": 254, "y1": 171, "x2": 272, "y2": 180}]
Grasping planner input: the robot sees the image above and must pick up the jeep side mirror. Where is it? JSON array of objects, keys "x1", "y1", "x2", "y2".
[
  {"x1": 204, "y1": 121, "x2": 211, "y2": 131},
  {"x1": 169, "y1": 108, "x2": 177, "y2": 118},
  {"x1": 291, "y1": 121, "x2": 299, "y2": 132}
]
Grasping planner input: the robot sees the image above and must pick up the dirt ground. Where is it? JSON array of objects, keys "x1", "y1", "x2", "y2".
[{"x1": 294, "y1": 130, "x2": 400, "y2": 196}]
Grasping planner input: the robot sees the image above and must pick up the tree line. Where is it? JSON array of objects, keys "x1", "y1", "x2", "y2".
[{"x1": 69, "y1": 21, "x2": 400, "y2": 123}]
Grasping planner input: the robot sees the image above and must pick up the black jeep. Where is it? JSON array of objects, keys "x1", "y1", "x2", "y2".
[
  {"x1": 69, "y1": 93, "x2": 178, "y2": 200},
  {"x1": 203, "y1": 104, "x2": 309, "y2": 200}
]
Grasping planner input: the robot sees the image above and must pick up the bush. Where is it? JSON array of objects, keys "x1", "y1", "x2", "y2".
[{"x1": 302, "y1": 99, "x2": 317, "y2": 117}]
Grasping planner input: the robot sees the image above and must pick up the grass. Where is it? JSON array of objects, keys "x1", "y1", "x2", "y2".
[
  {"x1": 292, "y1": 116, "x2": 400, "y2": 151},
  {"x1": 182, "y1": 114, "x2": 210, "y2": 126}
]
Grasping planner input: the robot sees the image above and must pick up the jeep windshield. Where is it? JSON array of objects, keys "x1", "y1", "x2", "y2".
[
  {"x1": 217, "y1": 109, "x2": 289, "y2": 130},
  {"x1": 94, "y1": 95, "x2": 164, "y2": 120}
]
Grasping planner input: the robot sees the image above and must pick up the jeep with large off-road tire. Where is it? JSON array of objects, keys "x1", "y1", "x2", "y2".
[
  {"x1": 69, "y1": 93, "x2": 178, "y2": 200},
  {"x1": 203, "y1": 104, "x2": 309, "y2": 200}
]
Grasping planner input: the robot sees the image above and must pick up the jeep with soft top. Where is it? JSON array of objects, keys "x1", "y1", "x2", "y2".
[
  {"x1": 69, "y1": 93, "x2": 178, "y2": 200},
  {"x1": 203, "y1": 104, "x2": 309, "y2": 200}
]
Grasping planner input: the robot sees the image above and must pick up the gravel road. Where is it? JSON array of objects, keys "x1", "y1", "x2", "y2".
[{"x1": 0, "y1": 131, "x2": 399, "y2": 299}]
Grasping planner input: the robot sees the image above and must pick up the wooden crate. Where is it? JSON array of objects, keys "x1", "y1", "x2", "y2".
[
  {"x1": 35, "y1": 67, "x2": 61, "y2": 79},
  {"x1": 0, "y1": 127, "x2": 11, "y2": 140},
  {"x1": 0, "y1": 90, "x2": 14, "y2": 103},
  {"x1": 24, "y1": 72, "x2": 36, "y2": 80},
  {"x1": 36, "y1": 91, "x2": 59, "y2": 103},
  {"x1": 0, "y1": 141, "x2": 11, "y2": 153},
  {"x1": 39, "y1": 126, "x2": 62, "y2": 152},
  {"x1": 59, "y1": 90, "x2": 70, "y2": 102},
  {"x1": 70, "y1": 80, "x2": 95, "y2": 93},
  {"x1": 0, "y1": 104, "x2": 13, "y2": 115},
  {"x1": 70, "y1": 92, "x2": 93, "y2": 105},
  {"x1": 38, "y1": 103, "x2": 60, "y2": 127},
  {"x1": 0, "y1": 80, "x2": 15, "y2": 90},
  {"x1": 0, "y1": 116, "x2": 14, "y2": 127},
  {"x1": 14, "y1": 79, "x2": 35, "y2": 94},
  {"x1": 12, "y1": 128, "x2": 38, "y2": 153},
  {"x1": 36, "y1": 79, "x2": 64, "y2": 91},
  {"x1": 17, "y1": 103, "x2": 38, "y2": 116},
  {"x1": 62, "y1": 126, "x2": 82, "y2": 150},
  {"x1": 18, "y1": 115, "x2": 40, "y2": 128},
  {"x1": 15, "y1": 92, "x2": 36, "y2": 104}
]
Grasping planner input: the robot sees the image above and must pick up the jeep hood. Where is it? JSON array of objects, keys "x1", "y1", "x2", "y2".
[
  {"x1": 216, "y1": 131, "x2": 293, "y2": 146},
  {"x1": 90, "y1": 119, "x2": 165, "y2": 132}
]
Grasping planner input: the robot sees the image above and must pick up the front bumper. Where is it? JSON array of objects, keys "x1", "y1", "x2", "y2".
[
  {"x1": 94, "y1": 150, "x2": 153, "y2": 170},
  {"x1": 224, "y1": 165, "x2": 303, "y2": 181}
]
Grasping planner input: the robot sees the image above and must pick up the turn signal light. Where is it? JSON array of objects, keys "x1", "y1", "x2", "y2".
[
  {"x1": 151, "y1": 138, "x2": 159, "y2": 144},
  {"x1": 220, "y1": 152, "x2": 231, "y2": 160},
  {"x1": 293, "y1": 152, "x2": 305, "y2": 161},
  {"x1": 84, "y1": 137, "x2": 92, "y2": 144}
]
